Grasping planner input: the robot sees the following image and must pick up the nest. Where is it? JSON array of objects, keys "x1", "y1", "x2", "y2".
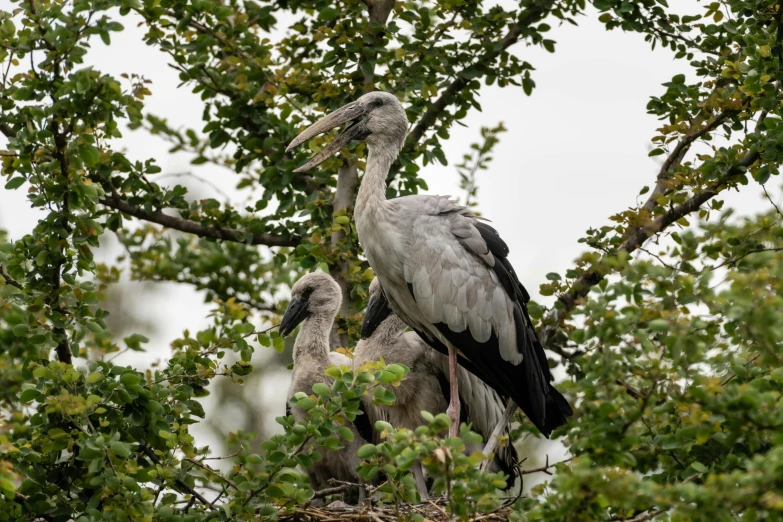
[{"x1": 280, "y1": 496, "x2": 513, "y2": 521}]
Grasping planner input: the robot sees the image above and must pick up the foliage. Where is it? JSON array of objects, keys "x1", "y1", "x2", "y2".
[
  {"x1": 2, "y1": 0, "x2": 783, "y2": 521},
  {"x1": 359, "y1": 417, "x2": 510, "y2": 518}
]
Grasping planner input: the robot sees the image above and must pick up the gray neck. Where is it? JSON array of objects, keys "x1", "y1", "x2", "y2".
[
  {"x1": 356, "y1": 145, "x2": 397, "y2": 213},
  {"x1": 293, "y1": 313, "x2": 334, "y2": 365}
]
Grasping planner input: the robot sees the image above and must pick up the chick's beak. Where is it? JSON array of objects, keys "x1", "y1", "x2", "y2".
[
  {"x1": 286, "y1": 102, "x2": 367, "y2": 173},
  {"x1": 360, "y1": 289, "x2": 392, "y2": 339},
  {"x1": 279, "y1": 296, "x2": 310, "y2": 337}
]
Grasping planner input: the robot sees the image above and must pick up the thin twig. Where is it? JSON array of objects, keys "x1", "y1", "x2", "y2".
[
  {"x1": 311, "y1": 484, "x2": 354, "y2": 500},
  {"x1": 519, "y1": 455, "x2": 574, "y2": 476},
  {"x1": 396, "y1": 1, "x2": 555, "y2": 176},
  {"x1": 184, "y1": 457, "x2": 239, "y2": 491},
  {"x1": 762, "y1": 184, "x2": 783, "y2": 220},
  {"x1": 720, "y1": 353, "x2": 762, "y2": 386},
  {"x1": 709, "y1": 247, "x2": 783, "y2": 271},
  {"x1": 142, "y1": 446, "x2": 211, "y2": 507}
]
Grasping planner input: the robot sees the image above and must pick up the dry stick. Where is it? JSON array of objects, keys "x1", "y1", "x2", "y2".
[
  {"x1": 101, "y1": 195, "x2": 298, "y2": 247},
  {"x1": 311, "y1": 484, "x2": 354, "y2": 500},
  {"x1": 480, "y1": 402, "x2": 516, "y2": 469}
]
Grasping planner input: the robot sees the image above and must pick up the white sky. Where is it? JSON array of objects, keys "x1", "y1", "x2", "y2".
[{"x1": 1, "y1": 1, "x2": 780, "y2": 466}]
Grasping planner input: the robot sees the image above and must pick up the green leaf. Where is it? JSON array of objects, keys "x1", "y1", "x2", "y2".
[
  {"x1": 110, "y1": 441, "x2": 131, "y2": 458},
  {"x1": 312, "y1": 382, "x2": 330, "y2": 397},
  {"x1": 120, "y1": 373, "x2": 141, "y2": 386},
  {"x1": 85, "y1": 320, "x2": 103, "y2": 333},
  {"x1": 246, "y1": 453, "x2": 263, "y2": 465},
  {"x1": 296, "y1": 397, "x2": 315, "y2": 410},
  {"x1": 81, "y1": 145, "x2": 101, "y2": 167},
  {"x1": 357, "y1": 444, "x2": 377, "y2": 459},
  {"x1": 4, "y1": 177, "x2": 25, "y2": 190},
  {"x1": 647, "y1": 319, "x2": 669, "y2": 331},
  {"x1": 337, "y1": 426, "x2": 354, "y2": 442},
  {"x1": 12, "y1": 324, "x2": 29, "y2": 337},
  {"x1": 19, "y1": 389, "x2": 41, "y2": 403},
  {"x1": 691, "y1": 462, "x2": 708, "y2": 473},
  {"x1": 87, "y1": 371, "x2": 104, "y2": 384}
]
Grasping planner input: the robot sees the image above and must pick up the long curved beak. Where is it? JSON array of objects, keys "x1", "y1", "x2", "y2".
[
  {"x1": 279, "y1": 296, "x2": 310, "y2": 337},
  {"x1": 360, "y1": 289, "x2": 392, "y2": 339},
  {"x1": 286, "y1": 103, "x2": 367, "y2": 173}
]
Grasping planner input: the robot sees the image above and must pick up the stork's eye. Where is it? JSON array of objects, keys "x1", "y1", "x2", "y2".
[{"x1": 371, "y1": 99, "x2": 383, "y2": 108}]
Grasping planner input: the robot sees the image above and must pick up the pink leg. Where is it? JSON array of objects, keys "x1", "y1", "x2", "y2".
[{"x1": 445, "y1": 346, "x2": 460, "y2": 437}]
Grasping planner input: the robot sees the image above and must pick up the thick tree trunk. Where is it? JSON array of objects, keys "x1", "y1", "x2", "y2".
[{"x1": 329, "y1": 0, "x2": 396, "y2": 348}]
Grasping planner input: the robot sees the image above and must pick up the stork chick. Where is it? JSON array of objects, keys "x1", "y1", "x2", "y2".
[
  {"x1": 280, "y1": 272, "x2": 372, "y2": 502},
  {"x1": 356, "y1": 278, "x2": 518, "y2": 494}
]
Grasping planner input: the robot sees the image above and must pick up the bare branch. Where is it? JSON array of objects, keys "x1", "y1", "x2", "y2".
[
  {"x1": 101, "y1": 195, "x2": 299, "y2": 248},
  {"x1": 184, "y1": 457, "x2": 239, "y2": 491}
]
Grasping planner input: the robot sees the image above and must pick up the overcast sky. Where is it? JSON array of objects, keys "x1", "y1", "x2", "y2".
[{"x1": 1, "y1": 1, "x2": 779, "y2": 461}]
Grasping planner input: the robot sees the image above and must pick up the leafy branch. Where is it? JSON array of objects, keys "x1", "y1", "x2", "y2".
[{"x1": 101, "y1": 195, "x2": 299, "y2": 248}]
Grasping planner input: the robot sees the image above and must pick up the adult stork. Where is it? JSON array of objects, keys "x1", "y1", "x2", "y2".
[
  {"x1": 356, "y1": 277, "x2": 518, "y2": 495},
  {"x1": 287, "y1": 91, "x2": 572, "y2": 438}
]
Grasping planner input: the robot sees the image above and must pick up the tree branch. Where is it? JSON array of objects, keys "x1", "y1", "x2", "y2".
[
  {"x1": 400, "y1": 1, "x2": 554, "y2": 159},
  {"x1": 101, "y1": 195, "x2": 299, "y2": 248},
  {"x1": 0, "y1": 264, "x2": 24, "y2": 290},
  {"x1": 640, "y1": 107, "x2": 735, "y2": 217},
  {"x1": 0, "y1": 123, "x2": 15, "y2": 138},
  {"x1": 540, "y1": 146, "x2": 761, "y2": 347}
]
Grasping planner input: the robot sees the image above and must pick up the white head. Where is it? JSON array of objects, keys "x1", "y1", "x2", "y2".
[
  {"x1": 286, "y1": 91, "x2": 408, "y2": 172},
  {"x1": 279, "y1": 272, "x2": 342, "y2": 336}
]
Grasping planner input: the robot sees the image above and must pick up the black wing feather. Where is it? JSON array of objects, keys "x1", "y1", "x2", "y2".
[
  {"x1": 351, "y1": 402, "x2": 374, "y2": 445},
  {"x1": 408, "y1": 222, "x2": 572, "y2": 437}
]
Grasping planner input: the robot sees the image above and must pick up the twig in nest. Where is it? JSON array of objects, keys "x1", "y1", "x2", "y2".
[{"x1": 312, "y1": 484, "x2": 353, "y2": 499}]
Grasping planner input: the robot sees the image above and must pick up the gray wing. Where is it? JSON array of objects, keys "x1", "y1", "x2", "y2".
[
  {"x1": 401, "y1": 196, "x2": 571, "y2": 437},
  {"x1": 402, "y1": 197, "x2": 521, "y2": 362}
]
